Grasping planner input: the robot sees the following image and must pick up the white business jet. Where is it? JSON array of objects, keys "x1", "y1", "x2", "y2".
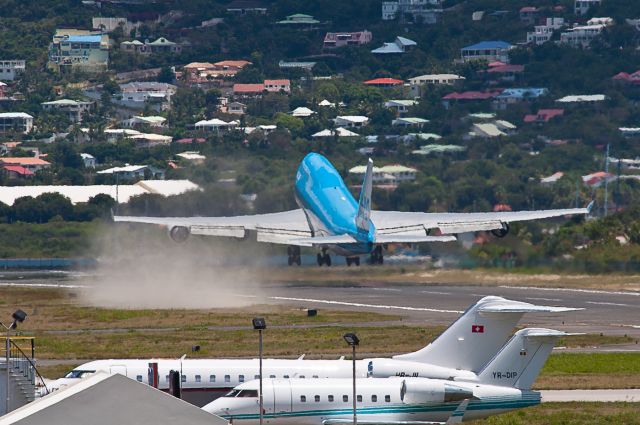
[
  {"x1": 204, "y1": 328, "x2": 571, "y2": 424},
  {"x1": 44, "y1": 297, "x2": 578, "y2": 407}
]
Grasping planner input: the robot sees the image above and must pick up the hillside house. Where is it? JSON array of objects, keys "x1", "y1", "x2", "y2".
[
  {"x1": 334, "y1": 116, "x2": 369, "y2": 128},
  {"x1": 41, "y1": 99, "x2": 94, "y2": 123},
  {"x1": 121, "y1": 37, "x2": 183, "y2": 55},
  {"x1": 264, "y1": 79, "x2": 291, "y2": 93},
  {"x1": 115, "y1": 82, "x2": 177, "y2": 111},
  {"x1": 0, "y1": 60, "x2": 25, "y2": 81},
  {"x1": 519, "y1": 7, "x2": 539, "y2": 24},
  {"x1": 381, "y1": 0, "x2": 443, "y2": 24},
  {"x1": 226, "y1": 0, "x2": 268, "y2": 15},
  {"x1": 0, "y1": 112, "x2": 33, "y2": 134},
  {"x1": 524, "y1": 109, "x2": 564, "y2": 123},
  {"x1": 323, "y1": 31, "x2": 372, "y2": 49},
  {"x1": 460, "y1": 41, "x2": 513, "y2": 63},
  {"x1": 0, "y1": 157, "x2": 50, "y2": 172},
  {"x1": 575, "y1": 0, "x2": 601, "y2": 16},
  {"x1": 371, "y1": 36, "x2": 416, "y2": 54},
  {"x1": 121, "y1": 116, "x2": 167, "y2": 128},
  {"x1": 81, "y1": 153, "x2": 96, "y2": 168},
  {"x1": 349, "y1": 164, "x2": 418, "y2": 187},
  {"x1": 385, "y1": 100, "x2": 418, "y2": 115},
  {"x1": 526, "y1": 18, "x2": 565, "y2": 45},
  {"x1": 493, "y1": 88, "x2": 548, "y2": 110},
  {"x1": 48, "y1": 29, "x2": 109, "y2": 73},
  {"x1": 194, "y1": 118, "x2": 238, "y2": 132},
  {"x1": 560, "y1": 24, "x2": 606, "y2": 48}
]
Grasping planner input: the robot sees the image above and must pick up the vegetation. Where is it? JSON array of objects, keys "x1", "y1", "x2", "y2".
[{"x1": 472, "y1": 403, "x2": 640, "y2": 425}]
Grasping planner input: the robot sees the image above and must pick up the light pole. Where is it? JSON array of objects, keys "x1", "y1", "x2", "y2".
[
  {"x1": 343, "y1": 333, "x2": 359, "y2": 425},
  {"x1": 253, "y1": 317, "x2": 267, "y2": 425},
  {"x1": 1, "y1": 309, "x2": 27, "y2": 414}
]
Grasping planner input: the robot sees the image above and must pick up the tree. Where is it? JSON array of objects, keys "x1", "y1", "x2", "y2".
[{"x1": 158, "y1": 66, "x2": 174, "y2": 83}]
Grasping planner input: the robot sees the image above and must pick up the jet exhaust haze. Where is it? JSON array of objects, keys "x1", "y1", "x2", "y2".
[{"x1": 81, "y1": 223, "x2": 267, "y2": 309}]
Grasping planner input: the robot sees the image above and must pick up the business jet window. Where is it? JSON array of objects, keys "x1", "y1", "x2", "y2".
[
  {"x1": 195, "y1": 375, "x2": 201, "y2": 383},
  {"x1": 181, "y1": 375, "x2": 186, "y2": 383},
  {"x1": 300, "y1": 395, "x2": 306, "y2": 402},
  {"x1": 270, "y1": 375, "x2": 276, "y2": 379},
  {"x1": 239, "y1": 375, "x2": 245, "y2": 383},
  {"x1": 328, "y1": 395, "x2": 334, "y2": 402},
  {"x1": 210, "y1": 375, "x2": 216, "y2": 382},
  {"x1": 357, "y1": 395, "x2": 363, "y2": 402},
  {"x1": 371, "y1": 395, "x2": 377, "y2": 402},
  {"x1": 343, "y1": 395, "x2": 348, "y2": 402},
  {"x1": 64, "y1": 370, "x2": 95, "y2": 378},
  {"x1": 255, "y1": 375, "x2": 260, "y2": 380},
  {"x1": 225, "y1": 375, "x2": 231, "y2": 383},
  {"x1": 313, "y1": 375, "x2": 318, "y2": 378},
  {"x1": 299, "y1": 375, "x2": 305, "y2": 379},
  {"x1": 385, "y1": 395, "x2": 391, "y2": 402},
  {"x1": 314, "y1": 395, "x2": 320, "y2": 402},
  {"x1": 283, "y1": 375, "x2": 289, "y2": 378}
]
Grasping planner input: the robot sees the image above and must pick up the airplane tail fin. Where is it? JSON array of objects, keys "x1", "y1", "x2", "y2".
[
  {"x1": 477, "y1": 328, "x2": 574, "y2": 389},
  {"x1": 356, "y1": 158, "x2": 373, "y2": 233},
  {"x1": 393, "y1": 296, "x2": 580, "y2": 373}
]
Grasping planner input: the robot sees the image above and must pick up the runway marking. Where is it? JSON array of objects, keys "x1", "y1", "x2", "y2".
[
  {"x1": 499, "y1": 286, "x2": 640, "y2": 297},
  {"x1": 525, "y1": 297, "x2": 562, "y2": 302},
  {"x1": 268, "y1": 296, "x2": 464, "y2": 314},
  {"x1": 0, "y1": 282, "x2": 86, "y2": 289},
  {"x1": 371, "y1": 288, "x2": 402, "y2": 292},
  {"x1": 586, "y1": 301, "x2": 635, "y2": 307},
  {"x1": 420, "y1": 291, "x2": 452, "y2": 295}
]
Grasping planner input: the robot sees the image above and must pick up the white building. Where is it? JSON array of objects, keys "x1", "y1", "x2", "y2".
[
  {"x1": 121, "y1": 116, "x2": 167, "y2": 128},
  {"x1": 97, "y1": 164, "x2": 165, "y2": 180},
  {"x1": 461, "y1": 41, "x2": 513, "y2": 63},
  {"x1": 0, "y1": 60, "x2": 25, "y2": 81},
  {"x1": 526, "y1": 18, "x2": 565, "y2": 45},
  {"x1": 176, "y1": 151, "x2": 206, "y2": 165},
  {"x1": 382, "y1": 0, "x2": 443, "y2": 24},
  {"x1": 349, "y1": 164, "x2": 418, "y2": 186},
  {"x1": 560, "y1": 24, "x2": 606, "y2": 48},
  {"x1": 334, "y1": 116, "x2": 369, "y2": 128},
  {"x1": 115, "y1": 82, "x2": 177, "y2": 111},
  {"x1": 194, "y1": 118, "x2": 238, "y2": 132},
  {"x1": 0, "y1": 112, "x2": 33, "y2": 134},
  {"x1": 41, "y1": 99, "x2": 94, "y2": 123},
  {"x1": 47, "y1": 29, "x2": 110, "y2": 73},
  {"x1": 408, "y1": 74, "x2": 464, "y2": 85},
  {"x1": 291, "y1": 107, "x2": 316, "y2": 117},
  {"x1": 575, "y1": 0, "x2": 601, "y2": 16},
  {"x1": 392, "y1": 117, "x2": 429, "y2": 127},
  {"x1": 81, "y1": 153, "x2": 96, "y2": 168}
]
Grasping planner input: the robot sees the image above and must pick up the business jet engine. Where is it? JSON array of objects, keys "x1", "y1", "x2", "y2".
[
  {"x1": 490, "y1": 222, "x2": 510, "y2": 238},
  {"x1": 400, "y1": 379, "x2": 474, "y2": 404},
  {"x1": 169, "y1": 226, "x2": 190, "y2": 243}
]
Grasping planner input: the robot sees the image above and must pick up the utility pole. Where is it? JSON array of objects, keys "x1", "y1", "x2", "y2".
[{"x1": 603, "y1": 143, "x2": 610, "y2": 217}]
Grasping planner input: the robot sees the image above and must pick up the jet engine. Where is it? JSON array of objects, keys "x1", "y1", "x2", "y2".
[
  {"x1": 490, "y1": 222, "x2": 510, "y2": 238},
  {"x1": 400, "y1": 379, "x2": 474, "y2": 404},
  {"x1": 169, "y1": 226, "x2": 190, "y2": 243}
]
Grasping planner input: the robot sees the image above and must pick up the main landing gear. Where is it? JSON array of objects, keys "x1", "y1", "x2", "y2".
[
  {"x1": 317, "y1": 247, "x2": 332, "y2": 267},
  {"x1": 287, "y1": 245, "x2": 301, "y2": 266},
  {"x1": 346, "y1": 256, "x2": 360, "y2": 267},
  {"x1": 369, "y1": 245, "x2": 384, "y2": 265}
]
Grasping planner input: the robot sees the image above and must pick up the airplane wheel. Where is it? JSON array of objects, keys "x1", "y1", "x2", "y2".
[
  {"x1": 346, "y1": 257, "x2": 352, "y2": 267},
  {"x1": 295, "y1": 256, "x2": 301, "y2": 266},
  {"x1": 324, "y1": 254, "x2": 332, "y2": 267},
  {"x1": 288, "y1": 256, "x2": 293, "y2": 266},
  {"x1": 354, "y1": 257, "x2": 360, "y2": 266},
  {"x1": 317, "y1": 253, "x2": 324, "y2": 266},
  {"x1": 378, "y1": 255, "x2": 384, "y2": 265}
]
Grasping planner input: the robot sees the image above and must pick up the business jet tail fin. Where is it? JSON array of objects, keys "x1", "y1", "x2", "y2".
[
  {"x1": 355, "y1": 158, "x2": 373, "y2": 233},
  {"x1": 477, "y1": 328, "x2": 580, "y2": 389},
  {"x1": 393, "y1": 296, "x2": 580, "y2": 373}
]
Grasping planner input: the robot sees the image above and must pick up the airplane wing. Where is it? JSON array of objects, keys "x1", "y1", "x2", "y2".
[
  {"x1": 371, "y1": 203, "x2": 592, "y2": 235},
  {"x1": 114, "y1": 209, "x2": 313, "y2": 244}
]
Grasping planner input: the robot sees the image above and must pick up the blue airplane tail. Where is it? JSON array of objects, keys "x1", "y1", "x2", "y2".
[{"x1": 356, "y1": 158, "x2": 373, "y2": 233}]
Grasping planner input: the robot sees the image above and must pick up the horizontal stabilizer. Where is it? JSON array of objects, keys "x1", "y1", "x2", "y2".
[
  {"x1": 375, "y1": 234, "x2": 457, "y2": 244},
  {"x1": 290, "y1": 234, "x2": 359, "y2": 246},
  {"x1": 479, "y1": 300, "x2": 583, "y2": 313}
]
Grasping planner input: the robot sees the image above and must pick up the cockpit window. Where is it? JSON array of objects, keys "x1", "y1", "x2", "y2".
[
  {"x1": 64, "y1": 370, "x2": 96, "y2": 379},
  {"x1": 224, "y1": 389, "x2": 259, "y2": 398}
]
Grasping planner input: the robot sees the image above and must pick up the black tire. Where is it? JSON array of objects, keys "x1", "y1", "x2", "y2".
[
  {"x1": 295, "y1": 256, "x2": 301, "y2": 266},
  {"x1": 378, "y1": 255, "x2": 384, "y2": 265},
  {"x1": 317, "y1": 253, "x2": 324, "y2": 266},
  {"x1": 346, "y1": 257, "x2": 352, "y2": 266},
  {"x1": 287, "y1": 256, "x2": 293, "y2": 266},
  {"x1": 354, "y1": 257, "x2": 360, "y2": 266},
  {"x1": 324, "y1": 254, "x2": 332, "y2": 267}
]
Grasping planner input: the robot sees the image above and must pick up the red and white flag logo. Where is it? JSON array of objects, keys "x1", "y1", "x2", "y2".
[{"x1": 472, "y1": 325, "x2": 485, "y2": 333}]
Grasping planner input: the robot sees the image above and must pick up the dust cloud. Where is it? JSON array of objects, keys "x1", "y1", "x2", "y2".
[{"x1": 80, "y1": 223, "x2": 269, "y2": 309}]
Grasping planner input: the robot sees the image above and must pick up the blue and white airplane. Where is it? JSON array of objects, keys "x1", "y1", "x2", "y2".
[{"x1": 114, "y1": 153, "x2": 592, "y2": 266}]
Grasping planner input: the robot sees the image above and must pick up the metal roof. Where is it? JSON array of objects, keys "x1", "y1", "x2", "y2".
[{"x1": 462, "y1": 40, "x2": 512, "y2": 50}]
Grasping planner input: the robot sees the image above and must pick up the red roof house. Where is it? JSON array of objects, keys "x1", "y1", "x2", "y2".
[
  {"x1": 2, "y1": 165, "x2": 34, "y2": 178},
  {"x1": 363, "y1": 78, "x2": 404, "y2": 87},
  {"x1": 524, "y1": 109, "x2": 564, "y2": 123},
  {"x1": 233, "y1": 83, "x2": 265, "y2": 94}
]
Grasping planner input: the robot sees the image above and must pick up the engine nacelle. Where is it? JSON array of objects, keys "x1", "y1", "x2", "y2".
[
  {"x1": 366, "y1": 359, "x2": 477, "y2": 381},
  {"x1": 491, "y1": 222, "x2": 510, "y2": 238},
  {"x1": 401, "y1": 379, "x2": 474, "y2": 404},
  {"x1": 169, "y1": 226, "x2": 190, "y2": 243}
]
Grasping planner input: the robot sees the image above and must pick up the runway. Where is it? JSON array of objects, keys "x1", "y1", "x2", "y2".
[{"x1": 260, "y1": 282, "x2": 640, "y2": 340}]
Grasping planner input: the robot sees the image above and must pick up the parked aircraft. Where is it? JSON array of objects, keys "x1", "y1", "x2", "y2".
[
  {"x1": 43, "y1": 296, "x2": 578, "y2": 406},
  {"x1": 114, "y1": 153, "x2": 592, "y2": 266},
  {"x1": 203, "y1": 328, "x2": 570, "y2": 424}
]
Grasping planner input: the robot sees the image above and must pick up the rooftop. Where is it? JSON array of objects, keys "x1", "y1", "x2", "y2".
[{"x1": 462, "y1": 40, "x2": 513, "y2": 50}]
